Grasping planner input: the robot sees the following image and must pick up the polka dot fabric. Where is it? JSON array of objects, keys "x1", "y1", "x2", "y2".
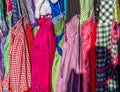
[
  {"x1": 99, "y1": 0, "x2": 115, "y2": 24},
  {"x1": 80, "y1": 0, "x2": 93, "y2": 24}
]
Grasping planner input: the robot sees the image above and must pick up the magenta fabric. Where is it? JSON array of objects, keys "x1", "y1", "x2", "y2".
[
  {"x1": 56, "y1": 15, "x2": 80, "y2": 92},
  {"x1": 81, "y1": 16, "x2": 94, "y2": 92},
  {"x1": 31, "y1": 17, "x2": 56, "y2": 92}
]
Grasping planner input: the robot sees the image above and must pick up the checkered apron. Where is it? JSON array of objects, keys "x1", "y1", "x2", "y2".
[
  {"x1": 2, "y1": 17, "x2": 31, "y2": 92},
  {"x1": 96, "y1": 0, "x2": 120, "y2": 91}
]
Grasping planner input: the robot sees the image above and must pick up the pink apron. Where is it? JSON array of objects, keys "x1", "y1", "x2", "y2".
[
  {"x1": 56, "y1": 14, "x2": 80, "y2": 92},
  {"x1": 32, "y1": 16, "x2": 56, "y2": 92},
  {"x1": 81, "y1": 16, "x2": 94, "y2": 92}
]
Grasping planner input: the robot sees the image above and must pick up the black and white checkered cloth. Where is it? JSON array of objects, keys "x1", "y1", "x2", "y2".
[{"x1": 96, "y1": 0, "x2": 119, "y2": 91}]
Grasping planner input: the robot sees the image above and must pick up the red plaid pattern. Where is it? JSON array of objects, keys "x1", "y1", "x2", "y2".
[{"x1": 2, "y1": 17, "x2": 31, "y2": 92}]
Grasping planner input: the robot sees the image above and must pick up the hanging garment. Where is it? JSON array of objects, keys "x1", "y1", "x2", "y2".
[
  {"x1": 1, "y1": 20, "x2": 9, "y2": 92},
  {"x1": 3, "y1": 2, "x2": 12, "y2": 90},
  {"x1": 1, "y1": 0, "x2": 6, "y2": 19},
  {"x1": 90, "y1": 23, "x2": 98, "y2": 92},
  {"x1": 3, "y1": 32, "x2": 10, "y2": 92},
  {"x1": 19, "y1": 0, "x2": 30, "y2": 24},
  {"x1": 56, "y1": 14, "x2": 80, "y2": 92},
  {"x1": 66, "y1": 0, "x2": 80, "y2": 23},
  {"x1": 89, "y1": 0, "x2": 100, "y2": 91},
  {"x1": 80, "y1": 0, "x2": 93, "y2": 24},
  {"x1": 0, "y1": 19, "x2": 9, "y2": 80},
  {"x1": 32, "y1": 16, "x2": 56, "y2": 92},
  {"x1": 35, "y1": 0, "x2": 59, "y2": 19},
  {"x1": 98, "y1": 0, "x2": 114, "y2": 24},
  {"x1": 3, "y1": 15, "x2": 12, "y2": 79},
  {"x1": 12, "y1": 0, "x2": 20, "y2": 25},
  {"x1": 25, "y1": 23, "x2": 34, "y2": 63},
  {"x1": 7, "y1": 0, "x2": 12, "y2": 14},
  {"x1": 96, "y1": 22, "x2": 119, "y2": 92},
  {"x1": 118, "y1": 24, "x2": 120, "y2": 90},
  {"x1": 114, "y1": 0, "x2": 120, "y2": 23},
  {"x1": 50, "y1": 0, "x2": 64, "y2": 24},
  {"x1": 0, "y1": 29, "x2": 2, "y2": 92},
  {"x1": 50, "y1": 1, "x2": 64, "y2": 92},
  {"x1": 96, "y1": 0, "x2": 119, "y2": 91},
  {"x1": 35, "y1": 0, "x2": 52, "y2": 18},
  {"x1": 26, "y1": 0, "x2": 38, "y2": 28},
  {"x1": 52, "y1": 18, "x2": 64, "y2": 92},
  {"x1": 81, "y1": 16, "x2": 94, "y2": 92},
  {"x1": 2, "y1": 17, "x2": 31, "y2": 92},
  {"x1": 3, "y1": 0, "x2": 12, "y2": 79}
]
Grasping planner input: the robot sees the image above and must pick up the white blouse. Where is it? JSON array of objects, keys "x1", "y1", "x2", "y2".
[{"x1": 35, "y1": 0, "x2": 59, "y2": 19}]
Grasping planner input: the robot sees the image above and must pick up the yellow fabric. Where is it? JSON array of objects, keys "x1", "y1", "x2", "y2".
[{"x1": 114, "y1": 0, "x2": 120, "y2": 23}]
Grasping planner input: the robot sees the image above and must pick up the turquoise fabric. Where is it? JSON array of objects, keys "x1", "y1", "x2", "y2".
[{"x1": 64, "y1": 0, "x2": 67, "y2": 18}]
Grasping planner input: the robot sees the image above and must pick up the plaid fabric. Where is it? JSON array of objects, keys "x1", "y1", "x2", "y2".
[
  {"x1": 96, "y1": 22, "x2": 119, "y2": 92},
  {"x1": 96, "y1": 0, "x2": 119, "y2": 91},
  {"x1": 99, "y1": 0, "x2": 115, "y2": 24},
  {"x1": 2, "y1": 17, "x2": 31, "y2": 92},
  {"x1": 96, "y1": 72, "x2": 119, "y2": 92}
]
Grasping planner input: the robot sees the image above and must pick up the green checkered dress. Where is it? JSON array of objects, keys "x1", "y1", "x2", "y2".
[{"x1": 96, "y1": 0, "x2": 119, "y2": 91}]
